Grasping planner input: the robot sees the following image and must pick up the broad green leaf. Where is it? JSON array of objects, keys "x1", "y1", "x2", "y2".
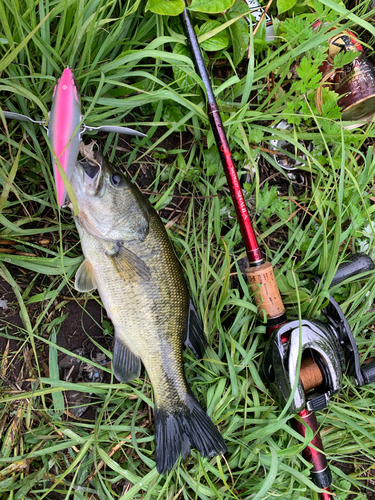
[
  {"x1": 203, "y1": 146, "x2": 221, "y2": 176},
  {"x1": 226, "y1": 12, "x2": 248, "y2": 66},
  {"x1": 173, "y1": 43, "x2": 197, "y2": 92},
  {"x1": 145, "y1": 0, "x2": 185, "y2": 15},
  {"x1": 277, "y1": 0, "x2": 297, "y2": 14},
  {"x1": 188, "y1": 0, "x2": 235, "y2": 14},
  {"x1": 163, "y1": 104, "x2": 185, "y2": 131},
  {"x1": 199, "y1": 21, "x2": 229, "y2": 51}
]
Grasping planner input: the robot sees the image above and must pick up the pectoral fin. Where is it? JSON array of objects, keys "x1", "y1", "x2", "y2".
[
  {"x1": 75, "y1": 259, "x2": 97, "y2": 292},
  {"x1": 106, "y1": 243, "x2": 151, "y2": 282},
  {"x1": 113, "y1": 335, "x2": 141, "y2": 383},
  {"x1": 184, "y1": 299, "x2": 207, "y2": 359}
]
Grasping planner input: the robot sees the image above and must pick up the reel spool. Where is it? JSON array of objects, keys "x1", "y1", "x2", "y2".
[{"x1": 263, "y1": 319, "x2": 342, "y2": 413}]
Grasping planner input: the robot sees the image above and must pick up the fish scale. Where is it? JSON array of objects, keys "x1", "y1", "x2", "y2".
[{"x1": 70, "y1": 153, "x2": 227, "y2": 473}]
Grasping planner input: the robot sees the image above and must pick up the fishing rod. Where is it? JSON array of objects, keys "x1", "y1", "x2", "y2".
[
  {"x1": 179, "y1": 6, "x2": 375, "y2": 498},
  {"x1": 180, "y1": 8, "x2": 286, "y2": 331}
]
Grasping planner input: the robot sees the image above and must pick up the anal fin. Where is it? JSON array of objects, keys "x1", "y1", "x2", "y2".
[
  {"x1": 113, "y1": 335, "x2": 141, "y2": 383},
  {"x1": 184, "y1": 299, "x2": 207, "y2": 359}
]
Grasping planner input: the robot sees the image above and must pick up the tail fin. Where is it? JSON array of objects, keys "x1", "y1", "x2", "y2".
[{"x1": 154, "y1": 393, "x2": 227, "y2": 474}]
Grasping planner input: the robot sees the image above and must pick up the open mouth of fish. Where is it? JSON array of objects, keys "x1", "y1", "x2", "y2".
[{"x1": 81, "y1": 160, "x2": 102, "y2": 189}]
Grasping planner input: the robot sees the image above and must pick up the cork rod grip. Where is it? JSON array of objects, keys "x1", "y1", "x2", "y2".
[{"x1": 245, "y1": 262, "x2": 285, "y2": 320}]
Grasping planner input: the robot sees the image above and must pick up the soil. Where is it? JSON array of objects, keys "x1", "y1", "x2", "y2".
[
  {"x1": 0, "y1": 281, "x2": 26, "y2": 397},
  {"x1": 0, "y1": 272, "x2": 110, "y2": 421},
  {"x1": 334, "y1": 460, "x2": 375, "y2": 499}
]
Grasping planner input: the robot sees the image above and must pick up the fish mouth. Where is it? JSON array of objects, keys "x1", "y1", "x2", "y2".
[
  {"x1": 82, "y1": 161, "x2": 100, "y2": 179},
  {"x1": 79, "y1": 160, "x2": 103, "y2": 194}
]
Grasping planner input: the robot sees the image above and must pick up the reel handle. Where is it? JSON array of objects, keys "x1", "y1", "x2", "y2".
[
  {"x1": 330, "y1": 252, "x2": 374, "y2": 287},
  {"x1": 360, "y1": 360, "x2": 375, "y2": 385}
]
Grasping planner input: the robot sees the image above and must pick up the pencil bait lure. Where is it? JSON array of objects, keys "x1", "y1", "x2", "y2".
[
  {"x1": 48, "y1": 68, "x2": 82, "y2": 207},
  {"x1": 1, "y1": 68, "x2": 146, "y2": 206}
]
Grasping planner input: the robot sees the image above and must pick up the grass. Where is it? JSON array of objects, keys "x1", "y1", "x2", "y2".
[{"x1": 1, "y1": 0, "x2": 375, "y2": 498}]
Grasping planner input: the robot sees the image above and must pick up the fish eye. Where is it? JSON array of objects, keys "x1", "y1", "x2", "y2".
[{"x1": 110, "y1": 173, "x2": 123, "y2": 187}]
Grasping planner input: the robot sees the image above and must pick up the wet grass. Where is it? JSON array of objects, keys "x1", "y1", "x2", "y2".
[{"x1": 1, "y1": 0, "x2": 375, "y2": 499}]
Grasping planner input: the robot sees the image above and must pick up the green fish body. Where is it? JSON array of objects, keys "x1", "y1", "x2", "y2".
[{"x1": 70, "y1": 151, "x2": 226, "y2": 473}]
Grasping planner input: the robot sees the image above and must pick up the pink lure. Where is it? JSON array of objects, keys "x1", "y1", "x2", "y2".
[
  {"x1": 49, "y1": 68, "x2": 82, "y2": 206},
  {"x1": 3, "y1": 68, "x2": 146, "y2": 205}
]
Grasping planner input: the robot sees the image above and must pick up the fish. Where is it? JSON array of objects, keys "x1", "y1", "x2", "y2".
[{"x1": 69, "y1": 147, "x2": 227, "y2": 473}]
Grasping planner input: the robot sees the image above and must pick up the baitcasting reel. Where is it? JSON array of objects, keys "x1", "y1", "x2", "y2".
[{"x1": 263, "y1": 253, "x2": 375, "y2": 413}]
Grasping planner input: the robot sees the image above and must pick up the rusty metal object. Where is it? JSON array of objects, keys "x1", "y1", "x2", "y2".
[
  {"x1": 314, "y1": 21, "x2": 375, "y2": 125},
  {"x1": 337, "y1": 57, "x2": 375, "y2": 122}
]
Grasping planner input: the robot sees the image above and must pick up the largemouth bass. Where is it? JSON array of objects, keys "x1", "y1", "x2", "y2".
[{"x1": 69, "y1": 148, "x2": 227, "y2": 473}]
